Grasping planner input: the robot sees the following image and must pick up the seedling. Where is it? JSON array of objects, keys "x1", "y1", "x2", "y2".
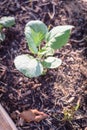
[
  {"x1": 63, "y1": 98, "x2": 81, "y2": 122},
  {"x1": 0, "y1": 16, "x2": 15, "y2": 42},
  {"x1": 14, "y1": 20, "x2": 73, "y2": 78}
]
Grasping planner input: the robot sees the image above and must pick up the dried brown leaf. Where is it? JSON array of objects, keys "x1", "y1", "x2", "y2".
[{"x1": 19, "y1": 109, "x2": 48, "y2": 123}]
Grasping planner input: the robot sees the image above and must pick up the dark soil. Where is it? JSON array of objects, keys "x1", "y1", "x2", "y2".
[{"x1": 0, "y1": 0, "x2": 87, "y2": 130}]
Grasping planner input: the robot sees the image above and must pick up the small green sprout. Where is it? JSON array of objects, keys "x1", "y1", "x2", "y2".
[
  {"x1": 63, "y1": 98, "x2": 81, "y2": 122},
  {"x1": 0, "y1": 16, "x2": 15, "y2": 42},
  {"x1": 14, "y1": 20, "x2": 73, "y2": 78}
]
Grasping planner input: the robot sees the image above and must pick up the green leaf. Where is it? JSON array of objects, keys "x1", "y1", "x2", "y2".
[
  {"x1": 24, "y1": 27, "x2": 38, "y2": 54},
  {"x1": 0, "y1": 17, "x2": 15, "y2": 28},
  {"x1": 14, "y1": 54, "x2": 43, "y2": 78},
  {"x1": 0, "y1": 24, "x2": 3, "y2": 31},
  {"x1": 38, "y1": 47, "x2": 54, "y2": 57},
  {"x1": 25, "y1": 20, "x2": 48, "y2": 53},
  {"x1": 0, "y1": 32, "x2": 5, "y2": 41},
  {"x1": 42, "y1": 57, "x2": 62, "y2": 69},
  {"x1": 46, "y1": 25, "x2": 73, "y2": 49}
]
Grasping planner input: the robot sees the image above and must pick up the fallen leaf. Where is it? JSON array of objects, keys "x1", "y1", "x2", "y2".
[{"x1": 19, "y1": 109, "x2": 48, "y2": 122}]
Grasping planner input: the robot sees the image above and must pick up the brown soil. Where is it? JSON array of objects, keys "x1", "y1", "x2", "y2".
[{"x1": 0, "y1": 0, "x2": 87, "y2": 130}]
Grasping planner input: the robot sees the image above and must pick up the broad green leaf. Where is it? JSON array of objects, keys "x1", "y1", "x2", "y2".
[
  {"x1": 24, "y1": 27, "x2": 38, "y2": 54},
  {"x1": 14, "y1": 54, "x2": 43, "y2": 78},
  {"x1": 0, "y1": 32, "x2": 5, "y2": 41},
  {"x1": 0, "y1": 17, "x2": 15, "y2": 27},
  {"x1": 25, "y1": 20, "x2": 48, "y2": 53},
  {"x1": 46, "y1": 25, "x2": 73, "y2": 49},
  {"x1": 42, "y1": 57, "x2": 62, "y2": 69}
]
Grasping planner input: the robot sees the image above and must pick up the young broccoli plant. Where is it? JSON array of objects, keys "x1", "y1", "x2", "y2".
[
  {"x1": 14, "y1": 20, "x2": 73, "y2": 78},
  {"x1": 0, "y1": 16, "x2": 15, "y2": 42}
]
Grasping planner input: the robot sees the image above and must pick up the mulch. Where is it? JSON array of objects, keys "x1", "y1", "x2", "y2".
[{"x1": 0, "y1": 0, "x2": 87, "y2": 130}]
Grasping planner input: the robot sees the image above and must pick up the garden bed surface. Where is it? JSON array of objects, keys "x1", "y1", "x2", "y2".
[{"x1": 0, "y1": 0, "x2": 87, "y2": 130}]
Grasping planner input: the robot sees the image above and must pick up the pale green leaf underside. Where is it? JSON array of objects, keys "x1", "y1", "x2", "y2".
[
  {"x1": 42, "y1": 57, "x2": 62, "y2": 69},
  {"x1": 46, "y1": 25, "x2": 73, "y2": 49},
  {"x1": 25, "y1": 20, "x2": 48, "y2": 54},
  {"x1": 14, "y1": 54, "x2": 43, "y2": 78},
  {"x1": 0, "y1": 17, "x2": 15, "y2": 28},
  {"x1": 0, "y1": 33, "x2": 5, "y2": 41}
]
